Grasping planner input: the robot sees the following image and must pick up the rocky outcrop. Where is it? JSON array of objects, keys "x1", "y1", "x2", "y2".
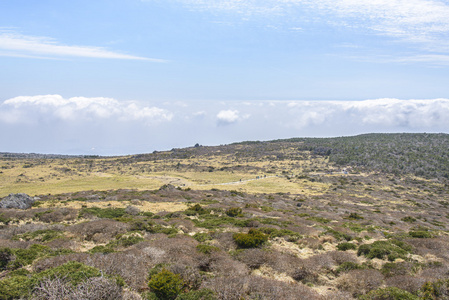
[{"x1": 0, "y1": 193, "x2": 35, "y2": 209}]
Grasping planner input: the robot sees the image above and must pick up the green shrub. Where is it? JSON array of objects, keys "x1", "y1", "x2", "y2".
[
  {"x1": 225, "y1": 207, "x2": 243, "y2": 217},
  {"x1": 192, "y1": 232, "x2": 212, "y2": 243},
  {"x1": 335, "y1": 262, "x2": 365, "y2": 274},
  {"x1": 31, "y1": 261, "x2": 101, "y2": 286},
  {"x1": 0, "y1": 214, "x2": 11, "y2": 225},
  {"x1": 409, "y1": 231, "x2": 433, "y2": 238},
  {"x1": 258, "y1": 227, "x2": 302, "y2": 242},
  {"x1": 89, "y1": 245, "x2": 115, "y2": 254},
  {"x1": 176, "y1": 289, "x2": 216, "y2": 300},
  {"x1": 233, "y1": 229, "x2": 268, "y2": 248},
  {"x1": 347, "y1": 213, "x2": 364, "y2": 220},
  {"x1": 359, "y1": 287, "x2": 418, "y2": 300},
  {"x1": 78, "y1": 207, "x2": 127, "y2": 219},
  {"x1": 185, "y1": 204, "x2": 208, "y2": 216},
  {"x1": 337, "y1": 242, "x2": 357, "y2": 251},
  {"x1": 12, "y1": 229, "x2": 63, "y2": 242},
  {"x1": 0, "y1": 275, "x2": 32, "y2": 300},
  {"x1": 0, "y1": 262, "x2": 103, "y2": 300},
  {"x1": 148, "y1": 269, "x2": 184, "y2": 300},
  {"x1": 326, "y1": 228, "x2": 352, "y2": 241},
  {"x1": 0, "y1": 248, "x2": 13, "y2": 271},
  {"x1": 116, "y1": 235, "x2": 144, "y2": 247},
  {"x1": 196, "y1": 244, "x2": 220, "y2": 255},
  {"x1": 401, "y1": 216, "x2": 416, "y2": 223},
  {"x1": 307, "y1": 216, "x2": 331, "y2": 224},
  {"x1": 357, "y1": 240, "x2": 413, "y2": 261},
  {"x1": 420, "y1": 278, "x2": 449, "y2": 299}
]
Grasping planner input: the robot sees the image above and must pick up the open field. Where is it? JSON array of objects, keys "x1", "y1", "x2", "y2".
[{"x1": 1, "y1": 134, "x2": 449, "y2": 299}]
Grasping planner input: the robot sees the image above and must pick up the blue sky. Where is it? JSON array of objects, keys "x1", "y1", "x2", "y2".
[{"x1": 1, "y1": 0, "x2": 449, "y2": 155}]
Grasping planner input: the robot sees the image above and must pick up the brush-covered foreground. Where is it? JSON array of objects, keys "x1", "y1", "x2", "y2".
[{"x1": 1, "y1": 133, "x2": 449, "y2": 299}]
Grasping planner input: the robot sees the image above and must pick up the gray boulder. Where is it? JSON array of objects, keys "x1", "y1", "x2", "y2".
[{"x1": 0, "y1": 193, "x2": 35, "y2": 209}]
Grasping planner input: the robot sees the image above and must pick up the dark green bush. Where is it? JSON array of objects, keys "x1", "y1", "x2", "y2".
[
  {"x1": 357, "y1": 240, "x2": 413, "y2": 261},
  {"x1": 233, "y1": 229, "x2": 268, "y2": 248},
  {"x1": 176, "y1": 288, "x2": 216, "y2": 300},
  {"x1": 0, "y1": 275, "x2": 32, "y2": 300},
  {"x1": 0, "y1": 262, "x2": 103, "y2": 300},
  {"x1": 337, "y1": 242, "x2": 357, "y2": 251},
  {"x1": 258, "y1": 227, "x2": 302, "y2": 242},
  {"x1": 89, "y1": 245, "x2": 115, "y2": 254},
  {"x1": 31, "y1": 261, "x2": 102, "y2": 286},
  {"x1": 225, "y1": 207, "x2": 243, "y2": 217},
  {"x1": 0, "y1": 214, "x2": 11, "y2": 225},
  {"x1": 409, "y1": 231, "x2": 433, "y2": 238},
  {"x1": 196, "y1": 244, "x2": 220, "y2": 255},
  {"x1": 78, "y1": 207, "x2": 127, "y2": 219},
  {"x1": 0, "y1": 248, "x2": 13, "y2": 271},
  {"x1": 148, "y1": 268, "x2": 184, "y2": 300},
  {"x1": 192, "y1": 232, "x2": 212, "y2": 243},
  {"x1": 185, "y1": 204, "x2": 208, "y2": 216},
  {"x1": 347, "y1": 213, "x2": 364, "y2": 220},
  {"x1": 335, "y1": 262, "x2": 366, "y2": 274},
  {"x1": 401, "y1": 216, "x2": 416, "y2": 223},
  {"x1": 420, "y1": 278, "x2": 449, "y2": 299},
  {"x1": 359, "y1": 287, "x2": 418, "y2": 300},
  {"x1": 12, "y1": 229, "x2": 63, "y2": 242}
]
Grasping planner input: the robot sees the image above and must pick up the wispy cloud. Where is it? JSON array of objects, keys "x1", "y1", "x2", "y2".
[
  {"x1": 158, "y1": 0, "x2": 449, "y2": 51},
  {"x1": 0, "y1": 31, "x2": 165, "y2": 61}
]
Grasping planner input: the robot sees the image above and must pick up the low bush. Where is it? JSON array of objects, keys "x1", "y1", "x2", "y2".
[
  {"x1": 347, "y1": 213, "x2": 364, "y2": 220},
  {"x1": 409, "y1": 231, "x2": 433, "y2": 238},
  {"x1": 176, "y1": 288, "x2": 216, "y2": 300},
  {"x1": 258, "y1": 227, "x2": 302, "y2": 242},
  {"x1": 0, "y1": 248, "x2": 13, "y2": 270},
  {"x1": 196, "y1": 244, "x2": 220, "y2": 255},
  {"x1": 359, "y1": 287, "x2": 419, "y2": 300},
  {"x1": 225, "y1": 207, "x2": 242, "y2": 217},
  {"x1": 337, "y1": 242, "x2": 357, "y2": 251},
  {"x1": 9, "y1": 244, "x2": 73, "y2": 269},
  {"x1": 78, "y1": 207, "x2": 127, "y2": 219},
  {"x1": 357, "y1": 240, "x2": 413, "y2": 261},
  {"x1": 420, "y1": 278, "x2": 449, "y2": 299},
  {"x1": 401, "y1": 216, "x2": 417, "y2": 223},
  {"x1": 336, "y1": 262, "x2": 366, "y2": 274},
  {"x1": 192, "y1": 232, "x2": 212, "y2": 243},
  {"x1": 0, "y1": 275, "x2": 32, "y2": 299},
  {"x1": 148, "y1": 268, "x2": 184, "y2": 300},
  {"x1": 233, "y1": 229, "x2": 268, "y2": 248}
]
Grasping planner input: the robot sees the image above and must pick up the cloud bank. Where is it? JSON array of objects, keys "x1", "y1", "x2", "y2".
[
  {"x1": 1, "y1": 95, "x2": 449, "y2": 155},
  {"x1": 0, "y1": 95, "x2": 172, "y2": 125},
  {"x1": 0, "y1": 31, "x2": 164, "y2": 61}
]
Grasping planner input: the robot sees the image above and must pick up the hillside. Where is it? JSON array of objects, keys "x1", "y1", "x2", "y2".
[{"x1": 1, "y1": 133, "x2": 449, "y2": 299}]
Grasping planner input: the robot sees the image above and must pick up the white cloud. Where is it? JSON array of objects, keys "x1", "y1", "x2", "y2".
[
  {"x1": 2, "y1": 96, "x2": 449, "y2": 155},
  {"x1": 0, "y1": 31, "x2": 165, "y2": 61},
  {"x1": 216, "y1": 109, "x2": 241, "y2": 125},
  {"x1": 0, "y1": 95, "x2": 173, "y2": 124}
]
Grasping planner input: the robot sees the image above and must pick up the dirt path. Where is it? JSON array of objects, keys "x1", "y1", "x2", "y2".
[{"x1": 198, "y1": 175, "x2": 278, "y2": 186}]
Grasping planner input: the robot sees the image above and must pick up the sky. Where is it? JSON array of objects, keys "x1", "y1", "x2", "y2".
[{"x1": 1, "y1": 0, "x2": 449, "y2": 155}]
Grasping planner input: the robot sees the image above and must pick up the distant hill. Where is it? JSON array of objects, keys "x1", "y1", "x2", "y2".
[
  {"x1": 277, "y1": 133, "x2": 449, "y2": 179},
  {"x1": 2, "y1": 133, "x2": 449, "y2": 179}
]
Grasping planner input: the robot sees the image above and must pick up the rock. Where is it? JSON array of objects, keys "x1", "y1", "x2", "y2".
[
  {"x1": 0, "y1": 193, "x2": 35, "y2": 209},
  {"x1": 125, "y1": 205, "x2": 140, "y2": 215}
]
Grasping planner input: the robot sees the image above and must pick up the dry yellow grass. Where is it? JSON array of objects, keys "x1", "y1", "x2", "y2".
[{"x1": 39, "y1": 199, "x2": 187, "y2": 213}]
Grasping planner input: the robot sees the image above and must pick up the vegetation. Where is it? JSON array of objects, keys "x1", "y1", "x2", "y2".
[{"x1": 1, "y1": 133, "x2": 449, "y2": 299}]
